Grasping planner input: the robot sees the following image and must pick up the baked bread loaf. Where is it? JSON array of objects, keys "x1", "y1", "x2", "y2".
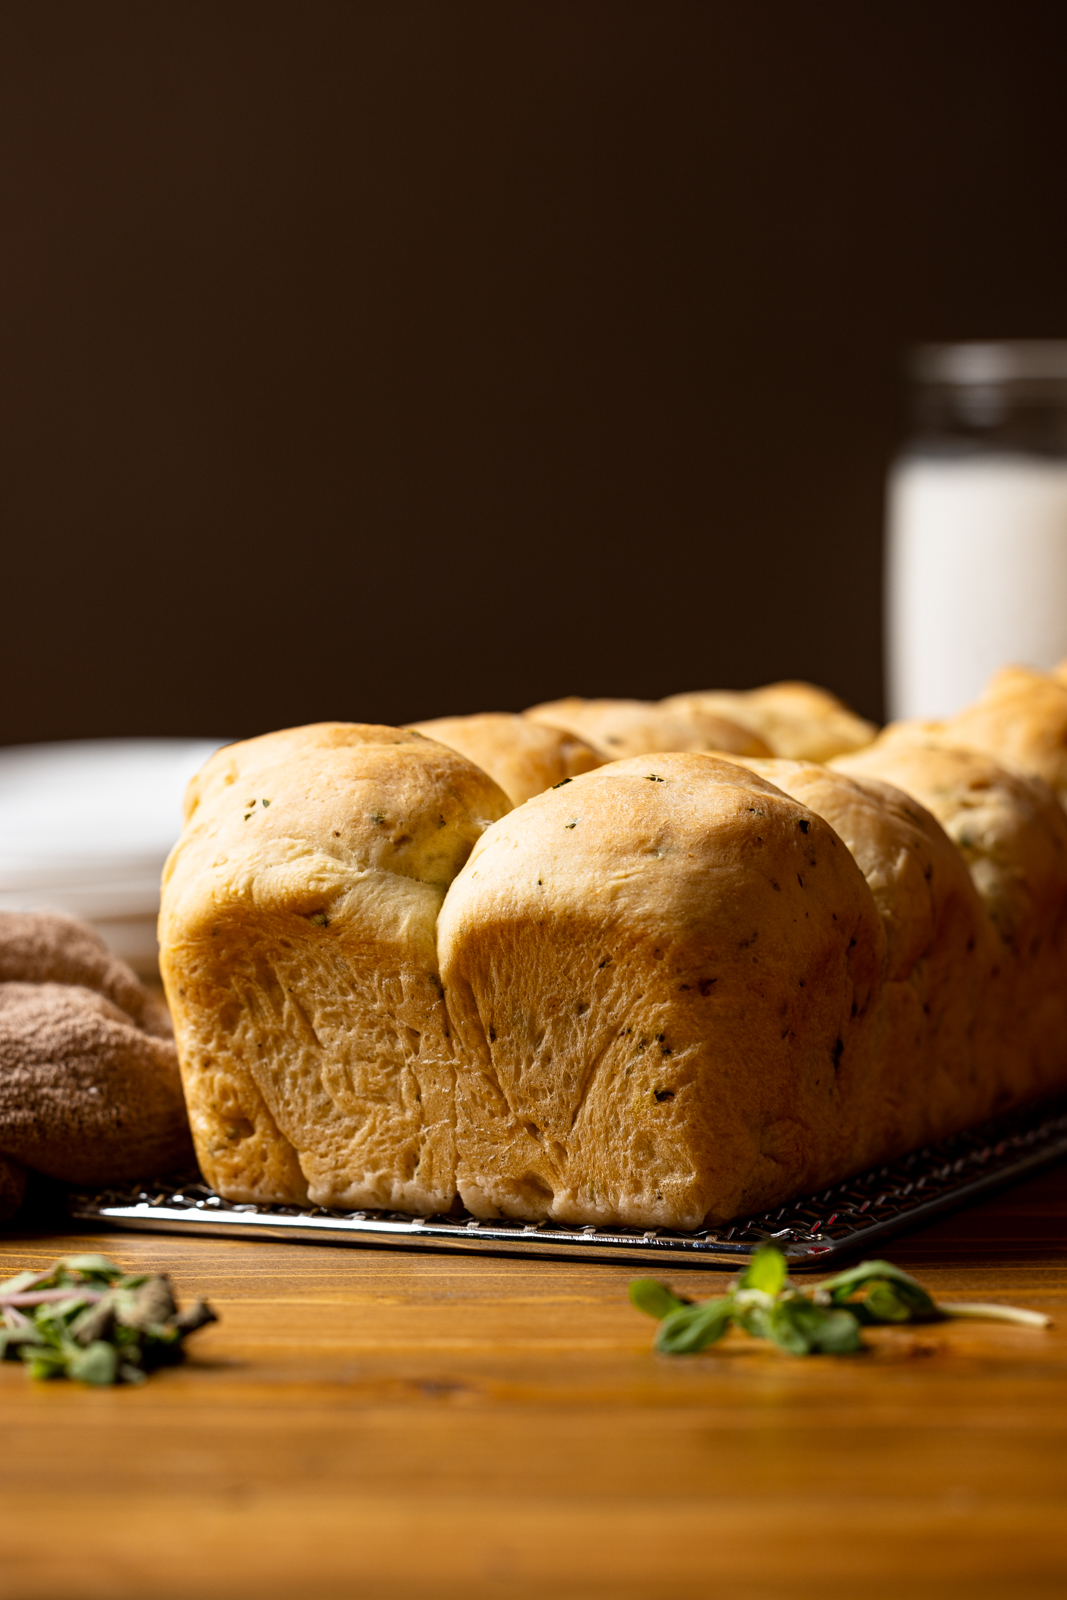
[
  {"x1": 407, "y1": 712, "x2": 602, "y2": 805},
  {"x1": 159, "y1": 723, "x2": 511, "y2": 1210},
  {"x1": 160, "y1": 670, "x2": 1067, "y2": 1230},
  {"x1": 0, "y1": 911, "x2": 192, "y2": 1196},
  {"x1": 439, "y1": 752, "x2": 883, "y2": 1226},
  {"x1": 663, "y1": 681, "x2": 876, "y2": 763},
  {"x1": 526, "y1": 697, "x2": 771, "y2": 761}
]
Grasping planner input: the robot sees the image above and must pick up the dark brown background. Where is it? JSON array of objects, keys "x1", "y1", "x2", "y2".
[{"x1": 2, "y1": 1, "x2": 1065, "y2": 746}]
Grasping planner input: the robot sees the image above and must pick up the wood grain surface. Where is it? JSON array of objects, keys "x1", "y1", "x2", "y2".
[{"x1": 3, "y1": 1166, "x2": 1067, "y2": 1600}]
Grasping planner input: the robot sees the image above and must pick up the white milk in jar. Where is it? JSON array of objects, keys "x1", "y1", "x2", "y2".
[{"x1": 886, "y1": 342, "x2": 1067, "y2": 721}]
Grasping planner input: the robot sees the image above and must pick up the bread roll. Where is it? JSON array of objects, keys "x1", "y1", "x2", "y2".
[
  {"x1": 734, "y1": 759, "x2": 1003, "y2": 1147},
  {"x1": 942, "y1": 665, "x2": 1067, "y2": 808},
  {"x1": 160, "y1": 723, "x2": 511, "y2": 1211},
  {"x1": 408, "y1": 712, "x2": 602, "y2": 806},
  {"x1": 664, "y1": 681, "x2": 876, "y2": 762},
  {"x1": 438, "y1": 752, "x2": 884, "y2": 1228},
  {"x1": 834, "y1": 727, "x2": 1067, "y2": 1101},
  {"x1": 526, "y1": 697, "x2": 771, "y2": 761}
]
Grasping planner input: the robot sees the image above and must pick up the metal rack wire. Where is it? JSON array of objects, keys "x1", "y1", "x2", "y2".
[{"x1": 68, "y1": 1094, "x2": 1067, "y2": 1270}]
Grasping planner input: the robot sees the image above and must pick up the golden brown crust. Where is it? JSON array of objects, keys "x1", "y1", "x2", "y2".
[
  {"x1": 665, "y1": 681, "x2": 876, "y2": 762},
  {"x1": 160, "y1": 723, "x2": 511, "y2": 1210},
  {"x1": 525, "y1": 697, "x2": 771, "y2": 761},
  {"x1": 835, "y1": 727, "x2": 1067, "y2": 1106},
  {"x1": 835, "y1": 726, "x2": 1067, "y2": 958},
  {"x1": 161, "y1": 671, "x2": 1067, "y2": 1230},
  {"x1": 408, "y1": 713, "x2": 602, "y2": 806},
  {"x1": 438, "y1": 752, "x2": 885, "y2": 1228},
  {"x1": 735, "y1": 758, "x2": 1004, "y2": 1152},
  {"x1": 943, "y1": 665, "x2": 1067, "y2": 807}
]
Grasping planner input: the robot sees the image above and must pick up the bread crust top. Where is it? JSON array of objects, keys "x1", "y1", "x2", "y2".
[
  {"x1": 834, "y1": 726, "x2": 1067, "y2": 957},
  {"x1": 525, "y1": 697, "x2": 771, "y2": 761},
  {"x1": 160, "y1": 723, "x2": 513, "y2": 1213},
  {"x1": 944, "y1": 665, "x2": 1067, "y2": 807},
  {"x1": 734, "y1": 758, "x2": 993, "y2": 984},
  {"x1": 408, "y1": 712, "x2": 602, "y2": 806},
  {"x1": 665, "y1": 681, "x2": 876, "y2": 763},
  {"x1": 166, "y1": 723, "x2": 512, "y2": 943}
]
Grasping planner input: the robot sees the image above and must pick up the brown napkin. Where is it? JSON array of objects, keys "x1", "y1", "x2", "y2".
[{"x1": 0, "y1": 912, "x2": 194, "y2": 1219}]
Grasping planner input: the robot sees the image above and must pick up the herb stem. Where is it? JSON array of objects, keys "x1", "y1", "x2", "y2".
[
  {"x1": 0, "y1": 1290, "x2": 105, "y2": 1307},
  {"x1": 938, "y1": 1301, "x2": 1051, "y2": 1328}
]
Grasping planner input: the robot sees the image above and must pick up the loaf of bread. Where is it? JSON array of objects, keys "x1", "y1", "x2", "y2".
[
  {"x1": 407, "y1": 713, "x2": 602, "y2": 805},
  {"x1": 160, "y1": 671, "x2": 1067, "y2": 1229}
]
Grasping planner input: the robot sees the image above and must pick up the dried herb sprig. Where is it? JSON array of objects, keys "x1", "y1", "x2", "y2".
[
  {"x1": 630, "y1": 1245, "x2": 1051, "y2": 1357},
  {"x1": 0, "y1": 1254, "x2": 217, "y2": 1385}
]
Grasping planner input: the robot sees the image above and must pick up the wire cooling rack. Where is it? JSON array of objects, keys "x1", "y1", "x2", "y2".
[{"x1": 67, "y1": 1094, "x2": 1067, "y2": 1270}]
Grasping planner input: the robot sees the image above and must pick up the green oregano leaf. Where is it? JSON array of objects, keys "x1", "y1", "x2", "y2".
[
  {"x1": 59, "y1": 1255, "x2": 125, "y2": 1279},
  {"x1": 767, "y1": 1298, "x2": 813, "y2": 1355},
  {"x1": 740, "y1": 1243, "x2": 788, "y2": 1296},
  {"x1": 817, "y1": 1259, "x2": 934, "y2": 1307},
  {"x1": 67, "y1": 1341, "x2": 119, "y2": 1386},
  {"x1": 3, "y1": 1254, "x2": 218, "y2": 1386},
  {"x1": 631, "y1": 1248, "x2": 1047, "y2": 1358},
  {"x1": 628, "y1": 1279, "x2": 691, "y2": 1320},
  {"x1": 655, "y1": 1298, "x2": 733, "y2": 1354}
]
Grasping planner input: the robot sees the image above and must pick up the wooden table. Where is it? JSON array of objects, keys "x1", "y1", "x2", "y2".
[{"x1": 2, "y1": 1166, "x2": 1067, "y2": 1600}]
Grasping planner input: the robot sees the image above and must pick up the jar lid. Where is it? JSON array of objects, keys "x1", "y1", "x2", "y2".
[{"x1": 912, "y1": 341, "x2": 1067, "y2": 387}]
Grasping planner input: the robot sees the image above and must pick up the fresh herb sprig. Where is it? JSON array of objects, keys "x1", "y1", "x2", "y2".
[
  {"x1": 0, "y1": 1254, "x2": 217, "y2": 1385},
  {"x1": 630, "y1": 1244, "x2": 1050, "y2": 1357}
]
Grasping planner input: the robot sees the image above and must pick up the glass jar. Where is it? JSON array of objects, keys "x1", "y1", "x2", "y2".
[{"x1": 885, "y1": 341, "x2": 1067, "y2": 720}]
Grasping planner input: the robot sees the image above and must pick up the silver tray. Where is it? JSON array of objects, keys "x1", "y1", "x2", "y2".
[{"x1": 67, "y1": 1095, "x2": 1067, "y2": 1271}]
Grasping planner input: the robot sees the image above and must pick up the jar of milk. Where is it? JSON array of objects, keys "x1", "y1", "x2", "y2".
[{"x1": 886, "y1": 341, "x2": 1067, "y2": 719}]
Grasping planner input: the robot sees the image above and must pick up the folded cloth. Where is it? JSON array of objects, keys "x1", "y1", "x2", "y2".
[{"x1": 0, "y1": 912, "x2": 194, "y2": 1200}]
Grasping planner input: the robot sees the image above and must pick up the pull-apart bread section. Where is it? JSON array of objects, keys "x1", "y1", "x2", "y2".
[
  {"x1": 664, "y1": 681, "x2": 877, "y2": 763},
  {"x1": 437, "y1": 753, "x2": 884, "y2": 1229},
  {"x1": 525, "y1": 697, "x2": 772, "y2": 762},
  {"x1": 733, "y1": 760, "x2": 1002, "y2": 1148},
  {"x1": 834, "y1": 726, "x2": 1067, "y2": 1102},
  {"x1": 159, "y1": 724, "x2": 511, "y2": 1210},
  {"x1": 407, "y1": 712, "x2": 603, "y2": 805},
  {"x1": 942, "y1": 664, "x2": 1067, "y2": 808}
]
